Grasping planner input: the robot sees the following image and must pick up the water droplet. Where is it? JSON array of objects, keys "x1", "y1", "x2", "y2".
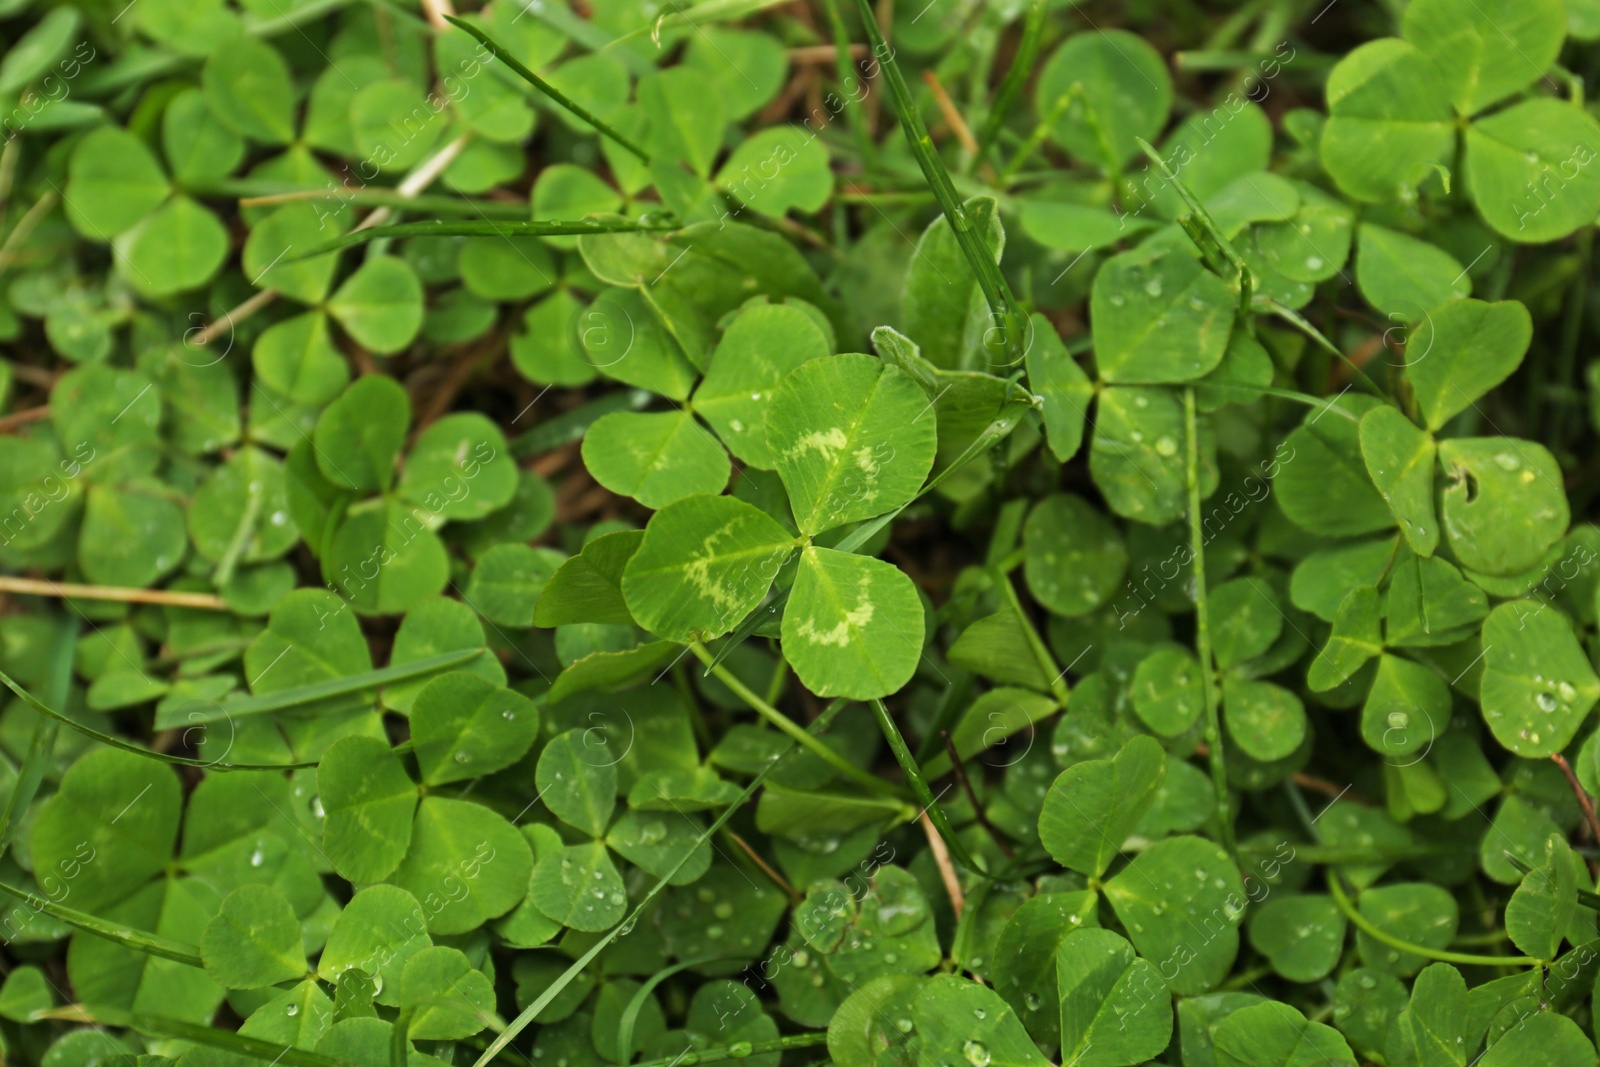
[
  {"x1": 962, "y1": 1040, "x2": 991, "y2": 1067},
  {"x1": 1494, "y1": 452, "x2": 1521, "y2": 471},
  {"x1": 249, "y1": 847, "x2": 264, "y2": 867},
  {"x1": 1154, "y1": 436, "x2": 1177, "y2": 457},
  {"x1": 707, "y1": 925, "x2": 724, "y2": 939},
  {"x1": 502, "y1": 709, "x2": 516, "y2": 720},
  {"x1": 1143, "y1": 278, "x2": 1163, "y2": 297},
  {"x1": 895, "y1": 1018, "x2": 914, "y2": 1033},
  {"x1": 729, "y1": 419, "x2": 745, "y2": 432},
  {"x1": 286, "y1": 1004, "x2": 299, "y2": 1017},
  {"x1": 728, "y1": 1042, "x2": 753, "y2": 1059},
  {"x1": 713, "y1": 901, "x2": 734, "y2": 919},
  {"x1": 455, "y1": 751, "x2": 472, "y2": 764},
  {"x1": 1536, "y1": 692, "x2": 1558, "y2": 712},
  {"x1": 1023, "y1": 993, "x2": 1041, "y2": 1011},
  {"x1": 1305, "y1": 255, "x2": 1324, "y2": 271},
  {"x1": 1558, "y1": 681, "x2": 1577, "y2": 702},
  {"x1": 1109, "y1": 294, "x2": 1126, "y2": 307}
]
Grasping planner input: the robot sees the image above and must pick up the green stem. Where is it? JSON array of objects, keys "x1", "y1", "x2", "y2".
[
  {"x1": 472, "y1": 705, "x2": 847, "y2": 1067},
  {"x1": 1185, "y1": 389, "x2": 1235, "y2": 863},
  {"x1": 294, "y1": 218, "x2": 677, "y2": 263},
  {"x1": 0, "y1": 667, "x2": 319, "y2": 772},
  {"x1": 689, "y1": 643, "x2": 901, "y2": 799},
  {"x1": 849, "y1": 0, "x2": 1026, "y2": 361},
  {"x1": 997, "y1": 574, "x2": 1068, "y2": 703},
  {"x1": 0, "y1": 617, "x2": 74, "y2": 856},
  {"x1": 53, "y1": 1007, "x2": 357, "y2": 1067},
  {"x1": 819, "y1": 0, "x2": 874, "y2": 165},
  {"x1": 997, "y1": 89, "x2": 1074, "y2": 184},
  {"x1": 631, "y1": 1033, "x2": 828, "y2": 1067},
  {"x1": 443, "y1": 16, "x2": 652, "y2": 161},
  {"x1": 869, "y1": 699, "x2": 988, "y2": 875},
  {"x1": 0, "y1": 880, "x2": 203, "y2": 966},
  {"x1": 1135, "y1": 137, "x2": 1252, "y2": 315},
  {"x1": 188, "y1": 180, "x2": 529, "y2": 219},
  {"x1": 1326, "y1": 873, "x2": 1539, "y2": 968},
  {"x1": 973, "y1": 0, "x2": 1045, "y2": 169},
  {"x1": 211, "y1": 487, "x2": 261, "y2": 588},
  {"x1": 0, "y1": 650, "x2": 480, "y2": 771},
  {"x1": 1258, "y1": 300, "x2": 1392, "y2": 403},
  {"x1": 1193, "y1": 381, "x2": 1361, "y2": 421},
  {"x1": 213, "y1": 648, "x2": 487, "y2": 721}
]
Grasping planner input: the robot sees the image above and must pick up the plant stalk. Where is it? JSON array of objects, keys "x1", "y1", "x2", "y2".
[
  {"x1": 1185, "y1": 388, "x2": 1235, "y2": 863},
  {"x1": 689, "y1": 643, "x2": 902, "y2": 799}
]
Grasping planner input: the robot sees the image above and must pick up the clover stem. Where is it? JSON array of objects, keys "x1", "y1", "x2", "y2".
[
  {"x1": 391, "y1": 1009, "x2": 412, "y2": 1067},
  {"x1": 870, "y1": 698, "x2": 989, "y2": 875},
  {"x1": 688, "y1": 643, "x2": 901, "y2": 799},
  {"x1": 1326, "y1": 872, "x2": 1539, "y2": 969},
  {"x1": 725, "y1": 830, "x2": 800, "y2": 903},
  {"x1": 941, "y1": 731, "x2": 1015, "y2": 858},
  {"x1": 1185, "y1": 388, "x2": 1236, "y2": 864}
]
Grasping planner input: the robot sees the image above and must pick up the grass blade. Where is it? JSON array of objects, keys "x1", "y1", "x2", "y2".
[
  {"x1": 443, "y1": 16, "x2": 652, "y2": 161},
  {"x1": 0, "y1": 617, "x2": 75, "y2": 855},
  {"x1": 973, "y1": 0, "x2": 1045, "y2": 168},
  {"x1": 1134, "y1": 136, "x2": 1253, "y2": 312},
  {"x1": 0, "y1": 650, "x2": 482, "y2": 771},
  {"x1": 1184, "y1": 387, "x2": 1235, "y2": 863},
  {"x1": 291, "y1": 218, "x2": 677, "y2": 262},
  {"x1": 628, "y1": 1034, "x2": 827, "y2": 1067},
  {"x1": 691, "y1": 643, "x2": 905, "y2": 800},
  {"x1": 204, "y1": 648, "x2": 488, "y2": 722},
  {"x1": 470, "y1": 700, "x2": 850, "y2": 1067},
  {"x1": 850, "y1": 0, "x2": 1026, "y2": 361},
  {"x1": 870, "y1": 699, "x2": 990, "y2": 876},
  {"x1": 54, "y1": 1007, "x2": 359, "y2": 1067},
  {"x1": 0, "y1": 667, "x2": 319, "y2": 772},
  {"x1": 0, "y1": 879, "x2": 203, "y2": 966}
]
